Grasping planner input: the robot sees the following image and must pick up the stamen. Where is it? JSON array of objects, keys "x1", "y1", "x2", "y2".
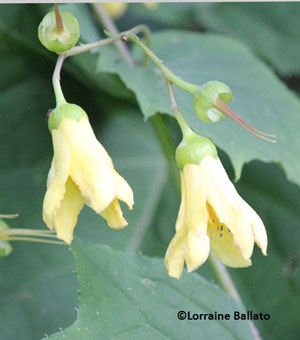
[{"x1": 215, "y1": 98, "x2": 276, "y2": 143}]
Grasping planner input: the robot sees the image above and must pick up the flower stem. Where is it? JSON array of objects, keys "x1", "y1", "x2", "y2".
[
  {"x1": 208, "y1": 253, "x2": 241, "y2": 302},
  {"x1": 64, "y1": 35, "x2": 122, "y2": 58},
  {"x1": 3, "y1": 237, "x2": 64, "y2": 245},
  {"x1": 0, "y1": 213, "x2": 18, "y2": 219},
  {"x1": 126, "y1": 33, "x2": 199, "y2": 95},
  {"x1": 165, "y1": 79, "x2": 193, "y2": 140},
  {"x1": 150, "y1": 114, "x2": 180, "y2": 193},
  {"x1": 52, "y1": 54, "x2": 66, "y2": 106},
  {"x1": 91, "y1": 3, "x2": 135, "y2": 67}
]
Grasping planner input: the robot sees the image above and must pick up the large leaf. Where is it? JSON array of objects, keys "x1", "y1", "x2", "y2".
[
  {"x1": 46, "y1": 239, "x2": 253, "y2": 340},
  {"x1": 232, "y1": 161, "x2": 300, "y2": 340},
  {"x1": 195, "y1": 2, "x2": 300, "y2": 76},
  {"x1": 96, "y1": 30, "x2": 300, "y2": 187}
]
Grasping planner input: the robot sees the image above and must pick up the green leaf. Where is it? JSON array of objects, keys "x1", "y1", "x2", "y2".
[
  {"x1": 195, "y1": 2, "x2": 300, "y2": 76},
  {"x1": 232, "y1": 161, "x2": 300, "y2": 340},
  {"x1": 96, "y1": 30, "x2": 300, "y2": 186},
  {"x1": 46, "y1": 238, "x2": 253, "y2": 340}
]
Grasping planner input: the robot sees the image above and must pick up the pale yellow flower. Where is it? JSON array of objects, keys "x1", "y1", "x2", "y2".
[
  {"x1": 43, "y1": 111, "x2": 133, "y2": 244},
  {"x1": 103, "y1": 3, "x2": 128, "y2": 19},
  {"x1": 165, "y1": 156, "x2": 267, "y2": 279}
]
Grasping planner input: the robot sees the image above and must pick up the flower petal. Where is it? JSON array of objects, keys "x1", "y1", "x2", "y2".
[
  {"x1": 203, "y1": 157, "x2": 255, "y2": 260},
  {"x1": 59, "y1": 117, "x2": 115, "y2": 213},
  {"x1": 113, "y1": 171, "x2": 134, "y2": 209},
  {"x1": 185, "y1": 228, "x2": 210, "y2": 273},
  {"x1": 43, "y1": 129, "x2": 71, "y2": 229},
  {"x1": 53, "y1": 178, "x2": 85, "y2": 244},
  {"x1": 100, "y1": 199, "x2": 128, "y2": 229},
  {"x1": 165, "y1": 165, "x2": 210, "y2": 278},
  {"x1": 207, "y1": 214, "x2": 252, "y2": 267},
  {"x1": 182, "y1": 165, "x2": 210, "y2": 271},
  {"x1": 165, "y1": 174, "x2": 187, "y2": 279},
  {"x1": 250, "y1": 211, "x2": 268, "y2": 255},
  {"x1": 165, "y1": 229, "x2": 186, "y2": 279}
]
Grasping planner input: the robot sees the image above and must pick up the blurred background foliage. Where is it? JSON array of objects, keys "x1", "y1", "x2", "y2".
[{"x1": 0, "y1": 3, "x2": 300, "y2": 340}]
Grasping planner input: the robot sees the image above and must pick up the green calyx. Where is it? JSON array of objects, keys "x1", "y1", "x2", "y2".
[
  {"x1": 38, "y1": 11, "x2": 80, "y2": 54},
  {"x1": 175, "y1": 132, "x2": 217, "y2": 170},
  {"x1": 48, "y1": 103, "x2": 88, "y2": 131},
  {"x1": 0, "y1": 221, "x2": 13, "y2": 258},
  {"x1": 193, "y1": 81, "x2": 232, "y2": 123}
]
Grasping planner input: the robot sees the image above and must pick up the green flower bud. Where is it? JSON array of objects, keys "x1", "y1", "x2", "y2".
[
  {"x1": 38, "y1": 11, "x2": 80, "y2": 54},
  {"x1": 193, "y1": 81, "x2": 232, "y2": 123},
  {"x1": 0, "y1": 221, "x2": 13, "y2": 258},
  {"x1": 175, "y1": 132, "x2": 217, "y2": 170},
  {"x1": 48, "y1": 103, "x2": 87, "y2": 131}
]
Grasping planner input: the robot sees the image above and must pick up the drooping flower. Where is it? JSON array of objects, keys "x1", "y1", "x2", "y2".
[
  {"x1": 103, "y1": 3, "x2": 128, "y2": 19},
  {"x1": 165, "y1": 134, "x2": 267, "y2": 279},
  {"x1": 43, "y1": 103, "x2": 134, "y2": 244}
]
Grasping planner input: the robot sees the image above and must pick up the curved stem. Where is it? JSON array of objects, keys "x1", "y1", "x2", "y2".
[
  {"x1": 91, "y1": 3, "x2": 135, "y2": 67},
  {"x1": 126, "y1": 33, "x2": 199, "y2": 95},
  {"x1": 126, "y1": 24, "x2": 151, "y2": 67},
  {"x1": 166, "y1": 79, "x2": 193, "y2": 139},
  {"x1": 150, "y1": 114, "x2": 180, "y2": 193},
  {"x1": 64, "y1": 35, "x2": 122, "y2": 58},
  {"x1": 52, "y1": 54, "x2": 66, "y2": 106}
]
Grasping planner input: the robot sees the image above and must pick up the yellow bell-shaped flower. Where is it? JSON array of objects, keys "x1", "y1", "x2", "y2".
[
  {"x1": 43, "y1": 103, "x2": 134, "y2": 244},
  {"x1": 103, "y1": 3, "x2": 128, "y2": 19},
  {"x1": 165, "y1": 140, "x2": 267, "y2": 279}
]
